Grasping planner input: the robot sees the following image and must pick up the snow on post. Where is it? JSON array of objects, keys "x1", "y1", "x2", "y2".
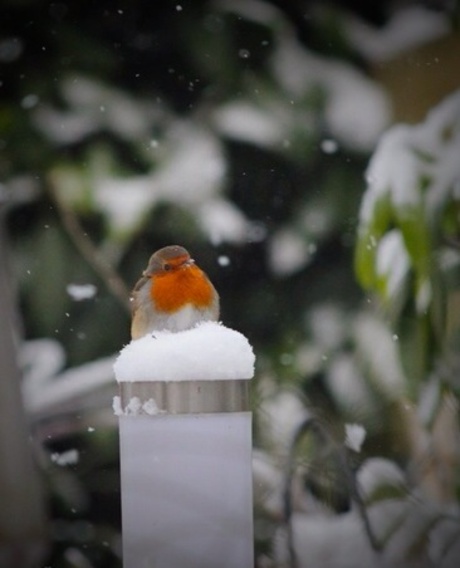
[{"x1": 113, "y1": 321, "x2": 255, "y2": 568}]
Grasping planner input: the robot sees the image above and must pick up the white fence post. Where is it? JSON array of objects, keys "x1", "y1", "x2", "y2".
[{"x1": 114, "y1": 323, "x2": 255, "y2": 568}]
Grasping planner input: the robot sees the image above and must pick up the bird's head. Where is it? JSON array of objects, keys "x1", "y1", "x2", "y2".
[{"x1": 144, "y1": 245, "x2": 194, "y2": 277}]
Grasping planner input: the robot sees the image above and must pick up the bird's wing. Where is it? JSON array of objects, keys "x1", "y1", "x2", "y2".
[{"x1": 132, "y1": 273, "x2": 150, "y2": 294}]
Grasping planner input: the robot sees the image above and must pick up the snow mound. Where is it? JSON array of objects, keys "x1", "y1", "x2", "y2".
[{"x1": 114, "y1": 322, "x2": 255, "y2": 382}]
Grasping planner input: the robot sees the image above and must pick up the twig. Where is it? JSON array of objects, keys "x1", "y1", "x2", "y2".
[
  {"x1": 284, "y1": 416, "x2": 382, "y2": 568},
  {"x1": 337, "y1": 445, "x2": 382, "y2": 552},
  {"x1": 47, "y1": 182, "x2": 132, "y2": 313},
  {"x1": 283, "y1": 417, "x2": 317, "y2": 568}
]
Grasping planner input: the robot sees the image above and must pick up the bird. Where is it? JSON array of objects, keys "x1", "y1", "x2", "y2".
[{"x1": 130, "y1": 245, "x2": 220, "y2": 339}]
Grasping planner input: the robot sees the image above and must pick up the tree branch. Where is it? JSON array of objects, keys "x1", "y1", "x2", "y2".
[{"x1": 47, "y1": 183, "x2": 132, "y2": 313}]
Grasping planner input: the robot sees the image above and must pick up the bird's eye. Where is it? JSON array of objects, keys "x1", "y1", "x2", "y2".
[{"x1": 163, "y1": 263, "x2": 171, "y2": 271}]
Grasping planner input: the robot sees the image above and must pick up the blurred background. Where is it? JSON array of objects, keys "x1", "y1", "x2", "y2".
[{"x1": 1, "y1": 0, "x2": 460, "y2": 566}]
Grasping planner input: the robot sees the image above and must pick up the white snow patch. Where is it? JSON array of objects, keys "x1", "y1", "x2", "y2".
[
  {"x1": 21, "y1": 338, "x2": 65, "y2": 393},
  {"x1": 252, "y1": 449, "x2": 285, "y2": 516},
  {"x1": 198, "y1": 198, "x2": 250, "y2": 245},
  {"x1": 34, "y1": 105, "x2": 96, "y2": 143},
  {"x1": 274, "y1": 509, "x2": 381, "y2": 568},
  {"x1": 113, "y1": 395, "x2": 123, "y2": 416},
  {"x1": 353, "y1": 314, "x2": 406, "y2": 398},
  {"x1": 214, "y1": 101, "x2": 286, "y2": 147},
  {"x1": 357, "y1": 457, "x2": 406, "y2": 499},
  {"x1": 269, "y1": 229, "x2": 312, "y2": 276},
  {"x1": 114, "y1": 322, "x2": 255, "y2": 382},
  {"x1": 154, "y1": 122, "x2": 225, "y2": 203},
  {"x1": 422, "y1": 91, "x2": 460, "y2": 214},
  {"x1": 300, "y1": 204, "x2": 333, "y2": 238},
  {"x1": 344, "y1": 423, "x2": 366, "y2": 452},
  {"x1": 113, "y1": 396, "x2": 164, "y2": 416},
  {"x1": 66, "y1": 283, "x2": 98, "y2": 301},
  {"x1": 125, "y1": 396, "x2": 142, "y2": 414},
  {"x1": 50, "y1": 449, "x2": 79, "y2": 466},
  {"x1": 326, "y1": 354, "x2": 373, "y2": 412},
  {"x1": 363, "y1": 125, "x2": 421, "y2": 222},
  {"x1": 142, "y1": 398, "x2": 162, "y2": 415},
  {"x1": 346, "y1": 6, "x2": 450, "y2": 63},
  {"x1": 258, "y1": 389, "x2": 308, "y2": 457},
  {"x1": 309, "y1": 304, "x2": 346, "y2": 350},
  {"x1": 115, "y1": 397, "x2": 164, "y2": 416},
  {"x1": 375, "y1": 230, "x2": 410, "y2": 299},
  {"x1": 320, "y1": 139, "x2": 339, "y2": 154},
  {"x1": 274, "y1": 498, "x2": 414, "y2": 567},
  {"x1": 416, "y1": 278, "x2": 432, "y2": 314},
  {"x1": 95, "y1": 176, "x2": 156, "y2": 234},
  {"x1": 272, "y1": 37, "x2": 390, "y2": 150},
  {"x1": 90, "y1": 123, "x2": 226, "y2": 235},
  {"x1": 324, "y1": 65, "x2": 390, "y2": 151},
  {"x1": 361, "y1": 90, "x2": 460, "y2": 226},
  {"x1": 24, "y1": 355, "x2": 116, "y2": 415},
  {"x1": 34, "y1": 76, "x2": 157, "y2": 143}
]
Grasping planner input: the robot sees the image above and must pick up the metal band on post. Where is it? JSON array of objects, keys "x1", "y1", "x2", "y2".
[{"x1": 119, "y1": 379, "x2": 249, "y2": 414}]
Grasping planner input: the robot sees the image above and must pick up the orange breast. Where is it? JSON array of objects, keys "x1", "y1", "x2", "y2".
[{"x1": 150, "y1": 265, "x2": 214, "y2": 313}]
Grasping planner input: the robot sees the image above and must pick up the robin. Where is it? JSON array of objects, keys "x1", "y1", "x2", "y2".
[{"x1": 130, "y1": 245, "x2": 220, "y2": 339}]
